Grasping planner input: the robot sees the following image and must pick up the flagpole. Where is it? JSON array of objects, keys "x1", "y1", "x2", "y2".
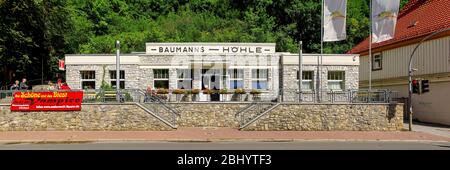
[{"x1": 369, "y1": 0, "x2": 373, "y2": 94}]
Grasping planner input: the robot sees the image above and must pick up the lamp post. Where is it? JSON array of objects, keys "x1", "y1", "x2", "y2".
[
  {"x1": 115, "y1": 40, "x2": 121, "y2": 102},
  {"x1": 407, "y1": 28, "x2": 450, "y2": 131},
  {"x1": 298, "y1": 41, "x2": 303, "y2": 102}
]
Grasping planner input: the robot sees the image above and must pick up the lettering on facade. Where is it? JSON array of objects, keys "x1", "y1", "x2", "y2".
[
  {"x1": 153, "y1": 46, "x2": 268, "y2": 54},
  {"x1": 159, "y1": 47, "x2": 205, "y2": 53}
]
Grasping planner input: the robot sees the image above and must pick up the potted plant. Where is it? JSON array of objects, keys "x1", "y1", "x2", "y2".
[
  {"x1": 249, "y1": 89, "x2": 261, "y2": 95},
  {"x1": 172, "y1": 89, "x2": 185, "y2": 94},
  {"x1": 190, "y1": 89, "x2": 200, "y2": 102},
  {"x1": 191, "y1": 89, "x2": 200, "y2": 94},
  {"x1": 173, "y1": 89, "x2": 186, "y2": 102},
  {"x1": 250, "y1": 89, "x2": 261, "y2": 101},
  {"x1": 156, "y1": 88, "x2": 169, "y2": 101},
  {"x1": 234, "y1": 88, "x2": 246, "y2": 94},
  {"x1": 156, "y1": 88, "x2": 169, "y2": 94},
  {"x1": 233, "y1": 88, "x2": 246, "y2": 101},
  {"x1": 202, "y1": 88, "x2": 212, "y2": 94},
  {"x1": 219, "y1": 88, "x2": 230, "y2": 101}
]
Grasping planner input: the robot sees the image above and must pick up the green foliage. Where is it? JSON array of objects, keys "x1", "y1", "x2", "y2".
[{"x1": 1, "y1": 0, "x2": 411, "y2": 85}]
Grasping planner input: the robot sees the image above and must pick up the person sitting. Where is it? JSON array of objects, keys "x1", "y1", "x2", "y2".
[
  {"x1": 19, "y1": 78, "x2": 28, "y2": 90},
  {"x1": 10, "y1": 80, "x2": 19, "y2": 90},
  {"x1": 47, "y1": 81, "x2": 55, "y2": 91},
  {"x1": 145, "y1": 85, "x2": 157, "y2": 102},
  {"x1": 60, "y1": 82, "x2": 71, "y2": 90}
]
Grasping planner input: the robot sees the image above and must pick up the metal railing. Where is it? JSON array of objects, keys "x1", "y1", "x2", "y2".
[
  {"x1": 282, "y1": 89, "x2": 398, "y2": 103},
  {"x1": 0, "y1": 89, "x2": 180, "y2": 128},
  {"x1": 236, "y1": 101, "x2": 280, "y2": 129},
  {"x1": 0, "y1": 90, "x2": 14, "y2": 104}
]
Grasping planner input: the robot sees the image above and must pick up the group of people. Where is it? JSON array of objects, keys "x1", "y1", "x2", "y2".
[
  {"x1": 9, "y1": 78, "x2": 28, "y2": 90},
  {"x1": 47, "y1": 79, "x2": 71, "y2": 90},
  {"x1": 8, "y1": 78, "x2": 71, "y2": 91}
]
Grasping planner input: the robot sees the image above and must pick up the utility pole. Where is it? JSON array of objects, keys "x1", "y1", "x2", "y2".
[{"x1": 115, "y1": 40, "x2": 121, "y2": 102}]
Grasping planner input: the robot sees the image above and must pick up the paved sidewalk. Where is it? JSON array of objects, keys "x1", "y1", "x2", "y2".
[
  {"x1": 405, "y1": 122, "x2": 450, "y2": 138},
  {"x1": 0, "y1": 127, "x2": 448, "y2": 143}
]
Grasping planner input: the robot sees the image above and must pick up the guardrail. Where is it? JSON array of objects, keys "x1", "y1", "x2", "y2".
[
  {"x1": 282, "y1": 89, "x2": 398, "y2": 103},
  {"x1": 1, "y1": 89, "x2": 398, "y2": 104}
]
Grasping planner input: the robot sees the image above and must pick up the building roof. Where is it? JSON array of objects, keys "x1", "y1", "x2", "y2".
[{"x1": 348, "y1": 0, "x2": 450, "y2": 54}]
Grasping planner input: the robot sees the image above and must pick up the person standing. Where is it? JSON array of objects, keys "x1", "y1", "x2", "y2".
[{"x1": 19, "y1": 78, "x2": 28, "y2": 90}]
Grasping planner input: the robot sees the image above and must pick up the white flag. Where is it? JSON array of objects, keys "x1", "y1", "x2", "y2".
[
  {"x1": 323, "y1": 0, "x2": 347, "y2": 42},
  {"x1": 372, "y1": 0, "x2": 400, "y2": 43}
]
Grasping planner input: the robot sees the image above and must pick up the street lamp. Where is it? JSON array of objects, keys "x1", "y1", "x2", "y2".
[{"x1": 407, "y1": 27, "x2": 450, "y2": 131}]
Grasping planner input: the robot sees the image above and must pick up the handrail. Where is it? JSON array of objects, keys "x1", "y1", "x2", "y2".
[
  {"x1": 239, "y1": 102, "x2": 280, "y2": 129},
  {"x1": 235, "y1": 100, "x2": 259, "y2": 118},
  {"x1": 135, "y1": 103, "x2": 177, "y2": 128}
]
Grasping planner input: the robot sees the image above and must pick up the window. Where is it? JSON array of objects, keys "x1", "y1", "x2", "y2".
[
  {"x1": 177, "y1": 69, "x2": 192, "y2": 89},
  {"x1": 229, "y1": 69, "x2": 244, "y2": 89},
  {"x1": 372, "y1": 53, "x2": 382, "y2": 71},
  {"x1": 153, "y1": 69, "x2": 169, "y2": 89},
  {"x1": 80, "y1": 71, "x2": 95, "y2": 89},
  {"x1": 109, "y1": 70, "x2": 125, "y2": 89},
  {"x1": 252, "y1": 69, "x2": 268, "y2": 90},
  {"x1": 297, "y1": 71, "x2": 314, "y2": 90},
  {"x1": 327, "y1": 71, "x2": 345, "y2": 90}
]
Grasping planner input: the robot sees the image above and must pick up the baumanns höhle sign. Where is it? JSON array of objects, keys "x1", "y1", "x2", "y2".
[{"x1": 145, "y1": 44, "x2": 275, "y2": 54}]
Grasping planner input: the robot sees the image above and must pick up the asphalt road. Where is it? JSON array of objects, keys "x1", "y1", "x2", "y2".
[{"x1": 0, "y1": 141, "x2": 449, "y2": 150}]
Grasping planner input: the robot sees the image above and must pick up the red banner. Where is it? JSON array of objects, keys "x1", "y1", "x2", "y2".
[
  {"x1": 58, "y1": 60, "x2": 65, "y2": 70},
  {"x1": 11, "y1": 91, "x2": 83, "y2": 111}
]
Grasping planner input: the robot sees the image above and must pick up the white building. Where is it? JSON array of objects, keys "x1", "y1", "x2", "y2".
[
  {"x1": 66, "y1": 42, "x2": 359, "y2": 102},
  {"x1": 348, "y1": 0, "x2": 450, "y2": 125}
]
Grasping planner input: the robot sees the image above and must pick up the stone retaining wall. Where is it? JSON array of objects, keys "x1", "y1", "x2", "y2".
[
  {"x1": 242, "y1": 103, "x2": 404, "y2": 131},
  {"x1": 0, "y1": 103, "x2": 404, "y2": 131},
  {"x1": 170, "y1": 103, "x2": 245, "y2": 128},
  {"x1": 0, "y1": 104, "x2": 173, "y2": 131}
]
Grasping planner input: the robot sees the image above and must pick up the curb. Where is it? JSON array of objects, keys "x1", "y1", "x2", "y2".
[{"x1": 0, "y1": 138, "x2": 448, "y2": 144}]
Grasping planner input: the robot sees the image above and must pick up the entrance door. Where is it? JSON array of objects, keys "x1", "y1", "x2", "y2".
[{"x1": 201, "y1": 69, "x2": 221, "y2": 101}]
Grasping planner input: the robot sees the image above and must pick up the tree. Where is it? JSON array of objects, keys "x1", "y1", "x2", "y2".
[{"x1": 0, "y1": 0, "x2": 71, "y2": 85}]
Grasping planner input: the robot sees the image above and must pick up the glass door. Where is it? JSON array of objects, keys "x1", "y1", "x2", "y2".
[{"x1": 201, "y1": 69, "x2": 222, "y2": 101}]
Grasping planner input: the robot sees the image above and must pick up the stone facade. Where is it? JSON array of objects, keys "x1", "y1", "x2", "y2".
[
  {"x1": 0, "y1": 104, "x2": 173, "y2": 131},
  {"x1": 242, "y1": 103, "x2": 403, "y2": 131},
  {"x1": 66, "y1": 64, "x2": 140, "y2": 90},
  {"x1": 170, "y1": 103, "x2": 245, "y2": 128},
  {"x1": 281, "y1": 65, "x2": 359, "y2": 102}
]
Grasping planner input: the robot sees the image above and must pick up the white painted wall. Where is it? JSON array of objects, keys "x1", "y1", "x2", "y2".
[
  {"x1": 381, "y1": 81, "x2": 450, "y2": 125},
  {"x1": 65, "y1": 55, "x2": 140, "y2": 65},
  {"x1": 281, "y1": 54, "x2": 359, "y2": 66},
  {"x1": 360, "y1": 36, "x2": 450, "y2": 81}
]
